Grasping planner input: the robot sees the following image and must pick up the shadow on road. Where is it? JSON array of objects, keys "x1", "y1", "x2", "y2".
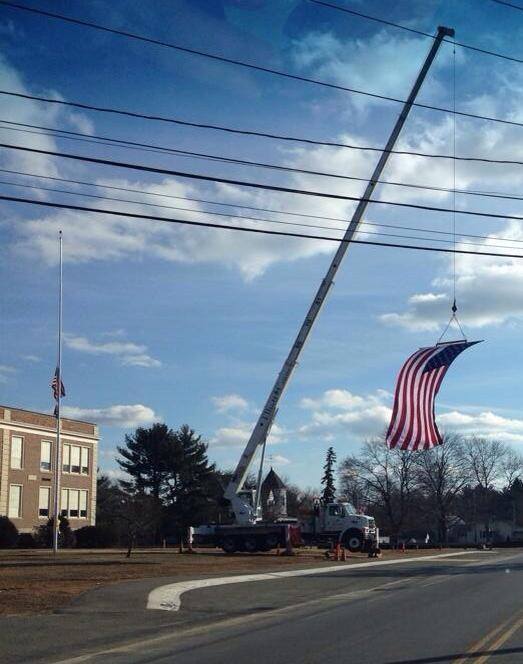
[{"x1": 386, "y1": 646, "x2": 523, "y2": 663}]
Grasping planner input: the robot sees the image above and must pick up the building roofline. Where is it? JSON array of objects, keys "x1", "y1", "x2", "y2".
[{"x1": 0, "y1": 403, "x2": 96, "y2": 427}]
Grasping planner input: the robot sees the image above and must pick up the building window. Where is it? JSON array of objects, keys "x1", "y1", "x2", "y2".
[
  {"x1": 79, "y1": 490, "x2": 88, "y2": 518},
  {"x1": 39, "y1": 487, "x2": 50, "y2": 518},
  {"x1": 10, "y1": 435, "x2": 23, "y2": 469},
  {"x1": 62, "y1": 444, "x2": 71, "y2": 473},
  {"x1": 62, "y1": 444, "x2": 89, "y2": 474},
  {"x1": 61, "y1": 488, "x2": 68, "y2": 517},
  {"x1": 71, "y1": 446, "x2": 81, "y2": 474},
  {"x1": 8, "y1": 484, "x2": 22, "y2": 518},
  {"x1": 61, "y1": 489, "x2": 88, "y2": 519},
  {"x1": 81, "y1": 447, "x2": 89, "y2": 475},
  {"x1": 41, "y1": 440, "x2": 52, "y2": 472}
]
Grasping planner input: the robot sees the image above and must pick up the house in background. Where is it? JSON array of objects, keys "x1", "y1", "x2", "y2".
[{"x1": 0, "y1": 405, "x2": 98, "y2": 532}]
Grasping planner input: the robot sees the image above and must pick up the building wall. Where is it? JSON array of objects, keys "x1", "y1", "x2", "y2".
[{"x1": 0, "y1": 405, "x2": 99, "y2": 533}]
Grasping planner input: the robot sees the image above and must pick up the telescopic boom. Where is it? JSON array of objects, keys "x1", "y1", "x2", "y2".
[{"x1": 225, "y1": 26, "x2": 455, "y2": 524}]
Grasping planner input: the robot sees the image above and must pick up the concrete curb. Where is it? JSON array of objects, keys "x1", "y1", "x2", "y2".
[{"x1": 147, "y1": 550, "x2": 476, "y2": 611}]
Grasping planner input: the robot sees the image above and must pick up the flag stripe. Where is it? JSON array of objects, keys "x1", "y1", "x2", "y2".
[{"x1": 386, "y1": 341, "x2": 480, "y2": 451}]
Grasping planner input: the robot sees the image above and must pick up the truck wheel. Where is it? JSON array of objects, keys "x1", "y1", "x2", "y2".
[
  {"x1": 221, "y1": 536, "x2": 237, "y2": 554},
  {"x1": 343, "y1": 530, "x2": 363, "y2": 552},
  {"x1": 259, "y1": 534, "x2": 279, "y2": 551},
  {"x1": 243, "y1": 536, "x2": 258, "y2": 553}
]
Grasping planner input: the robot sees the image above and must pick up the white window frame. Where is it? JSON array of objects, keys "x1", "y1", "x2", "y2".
[
  {"x1": 10, "y1": 435, "x2": 23, "y2": 470},
  {"x1": 62, "y1": 443, "x2": 71, "y2": 473},
  {"x1": 70, "y1": 445, "x2": 81, "y2": 474},
  {"x1": 81, "y1": 447, "x2": 89, "y2": 475},
  {"x1": 40, "y1": 440, "x2": 52, "y2": 472},
  {"x1": 60, "y1": 488, "x2": 88, "y2": 519},
  {"x1": 8, "y1": 484, "x2": 22, "y2": 519},
  {"x1": 38, "y1": 486, "x2": 51, "y2": 518},
  {"x1": 79, "y1": 490, "x2": 88, "y2": 518}
]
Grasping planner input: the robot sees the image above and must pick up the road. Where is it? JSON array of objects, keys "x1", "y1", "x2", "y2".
[{"x1": 1, "y1": 549, "x2": 522, "y2": 663}]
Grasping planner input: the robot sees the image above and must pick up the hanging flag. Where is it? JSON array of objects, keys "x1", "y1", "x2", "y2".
[
  {"x1": 386, "y1": 340, "x2": 481, "y2": 451},
  {"x1": 51, "y1": 366, "x2": 65, "y2": 416}
]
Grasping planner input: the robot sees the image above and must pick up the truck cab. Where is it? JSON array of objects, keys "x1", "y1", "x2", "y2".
[{"x1": 301, "y1": 501, "x2": 377, "y2": 552}]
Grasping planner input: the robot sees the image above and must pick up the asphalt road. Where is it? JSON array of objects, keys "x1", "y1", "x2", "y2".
[{"x1": 1, "y1": 549, "x2": 522, "y2": 663}]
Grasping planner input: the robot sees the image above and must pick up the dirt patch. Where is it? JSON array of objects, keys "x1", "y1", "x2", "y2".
[{"x1": 0, "y1": 547, "x2": 460, "y2": 616}]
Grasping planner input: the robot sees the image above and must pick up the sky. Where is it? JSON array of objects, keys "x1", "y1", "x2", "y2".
[{"x1": 2, "y1": 0, "x2": 523, "y2": 488}]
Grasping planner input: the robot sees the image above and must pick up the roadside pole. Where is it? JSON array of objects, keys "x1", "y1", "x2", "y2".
[{"x1": 52, "y1": 230, "x2": 63, "y2": 555}]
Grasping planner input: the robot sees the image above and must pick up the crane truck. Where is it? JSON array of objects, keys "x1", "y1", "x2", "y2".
[{"x1": 193, "y1": 26, "x2": 453, "y2": 555}]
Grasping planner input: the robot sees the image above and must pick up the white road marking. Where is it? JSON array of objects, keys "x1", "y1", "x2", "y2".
[{"x1": 146, "y1": 550, "x2": 477, "y2": 611}]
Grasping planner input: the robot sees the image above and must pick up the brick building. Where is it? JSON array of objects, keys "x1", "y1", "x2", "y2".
[{"x1": 0, "y1": 405, "x2": 99, "y2": 533}]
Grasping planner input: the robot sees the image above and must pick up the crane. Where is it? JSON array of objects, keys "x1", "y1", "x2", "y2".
[{"x1": 224, "y1": 26, "x2": 455, "y2": 526}]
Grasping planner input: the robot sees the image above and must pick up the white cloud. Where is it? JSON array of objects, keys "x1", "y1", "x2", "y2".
[
  {"x1": 61, "y1": 404, "x2": 157, "y2": 427},
  {"x1": 380, "y1": 221, "x2": 523, "y2": 331},
  {"x1": 211, "y1": 393, "x2": 249, "y2": 413},
  {"x1": 21, "y1": 354, "x2": 40, "y2": 363},
  {"x1": 298, "y1": 387, "x2": 523, "y2": 446},
  {"x1": 64, "y1": 333, "x2": 161, "y2": 368},
  {"x1": 269, "y1": 453, "x2": 290, "y2": 466},
  {"x1": 102, "y1": 468, "x2": 129, "y2": 482},
  {"x1": 438, "y1": 410, "x2": 523, "y2": 444},
  {"x1": 291, "y1": 30, "x2": 453, "y2": 112},
  {"x1": 0, "y1": 364, "x2": 16, "y2": 383},
  {"x1": 210, "y1": 421, "x2": 286, "y2": 448},
  {"x1": 298, "y1": 388, "x2": 392, "y2": 441}
]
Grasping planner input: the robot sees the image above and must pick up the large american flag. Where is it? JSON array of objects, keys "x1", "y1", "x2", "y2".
[{"x1": 386, "y1": 340, "x2": 480, "y2": 451}]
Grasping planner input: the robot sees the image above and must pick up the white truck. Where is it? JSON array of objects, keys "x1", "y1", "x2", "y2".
[{"x1": 301, "y1": 501, "x2": 377, "y2": 552}]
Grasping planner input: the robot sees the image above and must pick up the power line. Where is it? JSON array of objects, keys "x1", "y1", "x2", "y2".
[
  {"x1": 0, "y1": 120, "x2": 472, "y2": 196},
  {"x1": 3, "y1": 176, "x2": 522, "y2": 249},
  {"x1": 5, "y1": 165, "x2": 523, "y2": 219},
  {"x1": 5, "y1": 193, "x2": 523, "y2": 259},
  {"x1": 0, "y1": 120, "x2": 474, "y2": 196},
  {"x1": 6, "y1": 90, "x2": 523, "y2": 164},
  {"x1": 5, "y1": 122, "x2": 523, "y2": 206},
  {"x1": 3, "y1": 3, "x2": 523, "y2": 128},
  {"x1": 3, "y1": 141, "x2": 523, "y2": 222},
  {"x1": 311, "y1": 0, "x2": 523, "y2": 65},
  {"x1": 490, "y1": 0, "x2": 523, "y2": 10}
]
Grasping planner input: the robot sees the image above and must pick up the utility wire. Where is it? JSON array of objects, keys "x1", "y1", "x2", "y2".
[
  {"x1": 5, "y1": 193, "x2": 523, "y2": 259},
  {"x1": 6, "y1": 91, "x2": 523, "y2": 163},
  {"x1": 5, "y1": 165, "x2": 523, "y2": 218},
  {"x1": 5, "y1": 122, "x2": 523, "y2": 206},
  {"x1": 3, "y1": 176, "x2": 522, "y2": 249},
  {"x1": 4, "y1": 141, "x2": 523, "y2": 222},
  {"x1": 6, "y1": 120, "x2": 523, "y2": 199},
  {"x1": 311, "y1": 0, "x2": 523, "y2": 64},
  {"x1": 490, "y1": 0, "x2": 523, "y2": 10},
  {"x1": 3, "y1": 2, "x2": 523, "y2": 127},
  {"x1": 0, "y1": 121, "x2": 481, "y2": 195}
]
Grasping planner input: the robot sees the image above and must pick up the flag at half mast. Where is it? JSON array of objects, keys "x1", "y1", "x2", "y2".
[
  {"x1": 385, "y1": 340, "x2": 481, "y2": 451},
  {"x1": 51, "y1": 366, "x2": 65, "y2": 416}
]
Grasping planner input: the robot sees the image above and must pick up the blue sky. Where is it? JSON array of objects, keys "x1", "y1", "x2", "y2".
[{"x1": 2, "y1": 0, "x2": 523, "y2": 487}]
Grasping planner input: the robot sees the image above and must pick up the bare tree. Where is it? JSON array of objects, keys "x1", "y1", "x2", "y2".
[
  {"x1": 501, "y1": 449, "x2": 523, "y2": 489},
  {"x1": 339, "y1": 438, "x2": 417, "y2": 544},
  {"x1": 461, "y1": 437, "x2": 511, "y2": 537},
  {"x1": 414, "y1": 434, "x2": 471, "y2": 544}
]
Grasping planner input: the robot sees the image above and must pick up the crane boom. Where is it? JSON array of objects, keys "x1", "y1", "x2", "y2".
[{"x1": 225, "y1": 26, "x2": 455, "y2": 523}]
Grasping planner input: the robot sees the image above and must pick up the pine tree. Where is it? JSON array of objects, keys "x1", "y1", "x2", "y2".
[
  {"x1": 321, "y1": 447, "x2": 337, "y2": 504},
  {"x1": 162, "y1": 425, "x2": 217, "y2": 532},
  {"x1": 117, "y1": 423, "x2": 175, "y2": 543}
]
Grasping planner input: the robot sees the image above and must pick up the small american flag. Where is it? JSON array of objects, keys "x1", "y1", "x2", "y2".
[
  {"x1": 51, "y1": 366, "x2": 66, "y2": 401},
  {"x1": 386, "y1": 340, "x2": 480, "y2": 451}
]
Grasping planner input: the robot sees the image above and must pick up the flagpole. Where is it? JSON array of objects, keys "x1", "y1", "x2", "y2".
[{"x1": 52, "y1": 230, "x2": 63, "y2": 554}]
